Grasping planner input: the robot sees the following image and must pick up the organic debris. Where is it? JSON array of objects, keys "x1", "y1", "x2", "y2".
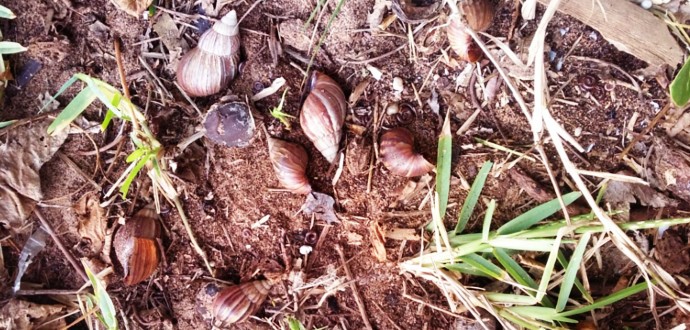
[
  {"x1": 302, "y1": 192, "x2": 339, "y2": 224},
  {"x1": 0, "y1": 119, "x2": 67, "y2": 230},
  {"x1": 0, "y1": 299, "x2": 67, "y2": 329}
]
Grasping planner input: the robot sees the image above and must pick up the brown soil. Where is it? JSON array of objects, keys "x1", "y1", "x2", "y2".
[{"x1": 1, "y1": 0, "x2": 689, "y2": 329}]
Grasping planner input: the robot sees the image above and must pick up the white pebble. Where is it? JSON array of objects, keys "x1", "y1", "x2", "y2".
[
  {"x1": 641, "y1": 0, "x2": 652, "y2": 9},
  {"x1": 392, "y1": 77, "x2": 404, "y2": 92},
  {"x1": 299, "y1": 245, "x2": 313, "y2": 255}
]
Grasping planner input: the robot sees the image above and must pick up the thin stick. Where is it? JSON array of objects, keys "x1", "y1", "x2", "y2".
[
  {"x1": 335, "y1": 244, "x2": 373, "y2": 330},
  {"x1": 620, "y1": 102, "x2": 671, "y2": 158},
  {"x1": 35, "y1": 209, "x2": 88, "y2": 283},
  {"x1": 114, "y1": 39, "x2": 139, "y2": 132},
  {"x1": 16, "y1": 288, "x2": 83, "y2": 295}
]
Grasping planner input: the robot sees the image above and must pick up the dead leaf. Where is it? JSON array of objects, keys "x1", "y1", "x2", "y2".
[
  {"x1": 348, "y1": 79, "x2": 370, "y2": 106},
  {"x1": 0, "y1": 119, "x2": 67, "y2": 230},
  {"x1": 153, "y1": 13, "x2": 189, "y2": 55},
  {"x1": 0, "y1": 299, "x2": 67, "y2": 329},
  {"x1": 303, "y1": 192, "x2": 339, "y2": 224},
  {"x1": 368, "y1": 0, "x2": 391, "y2": 30},
  {"x1": 73, "y1": 192, "x2": 106, "y2": 256},
  {"x1": 110, "y1": 0, "x2": 153, "y2": 16},
  {"x1": 279, "y1": 19, "x2": 312, "y2": 53},
  {"x1": 369, "y1": 221, "x2": 387, "y2": 262},
  {"x1": 389, "y1": 174, "x2": 432, "y2": 208},
  {"x1": 650, "y1": 141, "x2": 690, "y2": 204},
  {"x1": 604, "y1": 180, "x2": 675, "y2": 209}
]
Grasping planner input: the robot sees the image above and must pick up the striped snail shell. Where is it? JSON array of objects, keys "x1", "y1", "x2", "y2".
[
  {"x1": 461, "y1": 0, "x2": 496, "y2": 32},
  {"x1": 267, "y1": 137, "x2": 312, "y2": 194},
  {"x1": 380, "y1": 127, "x2": 434, "y2": 177},
  {"x1": 177, "y1": 10, "x2": 241, "y2": 97},
  {"x1": 447, "y1": 16, "x2": 482, "y2": 63},
  {"x1": 212, "y1": 280, "x2": 272, "y2": 326},
  {"x1": 113, "y1": 204, "x2": 161, "y2": 286},
  {"x1": 300, "y1": 71, "x2": 347, "y2": 163}
]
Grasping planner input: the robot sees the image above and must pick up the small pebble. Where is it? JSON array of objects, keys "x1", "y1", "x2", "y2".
[
  {"x1": 299, "y1": 245, "x2": 312, "y2": 255},
  {"x1": 392, "y1": 77, "x2": 404, "y2": 92}
]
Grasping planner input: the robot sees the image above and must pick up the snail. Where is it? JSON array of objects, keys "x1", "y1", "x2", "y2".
[
  {"x1": 113, "y1": 204, "x2": 161, "y2": 286},
  {"x1": 446, "y1": 0, "x2": 495, "y2": 62},
  {"x1": 380, "y1": 127, "x2": 434, "y2": 177},
  {"x1": 300, "y1": 71, "x2": 347, "y2": 163},
  {"x1": 267, "y1": 137, "x2": 312, "y2": 194},
  {"x1": 391, "y1": 0, "x2": 442, "y2": 24},
  {"x1": 177, "y1": 101, "x2": 256, "y2": 150},
  {"x1": 177, "y1": 10, "x2": 241, "y2": 97},
  {"x1": 212, "y1": 280, "x2": 272, "y2": 326}
]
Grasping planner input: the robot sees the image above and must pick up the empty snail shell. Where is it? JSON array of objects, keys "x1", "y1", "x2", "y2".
[
  {"x1": 113, "y1": 204, "x2": 161, "y2": 286},
  {"x1": 300, "y1": 71, "x2": 347, "y2": 163},
  {"x1": 391, "y1": 0, "x2": 442, "y2": 24},
  {"x1": 177, "y1": 10, "x2": 241, "y2": 97},
  {"x1": 380, "y1": 127, "x2": 434, "y2": 177},
  {"x1": 460, "y1": 0, "x2": 496, "y2": 32},
  {"x1": 267, "y1": 137, "x2": 312, "y2": 194},
  {"x1": 447, "y1": 16, "x2": 482, "y2": 63},
  {"x1": 213, "y1": 280, "x2": 272, "y2": 326},
  {"x1": 203, "y1": 102, "x2": 255, "y2": 147}
]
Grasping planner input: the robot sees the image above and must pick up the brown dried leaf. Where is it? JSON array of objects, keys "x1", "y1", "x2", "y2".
[
  {"x1": 604, "y1": 180, "x2": 675, "y2": 209},
  {"x1": 650, "y1": 141, "x2": 690, "y2": 204},
  {"x1": 73, "y1": 192, "x2": 106, "y2": 256},
  {"x1": 348, "y1": 79, "x2": 370, "y2": 107},
  {"x1": 0, "y1": 119, "x2": 67, "y2": 230},
  {"x1": 110, "y1": 0, "x2": 153, "y2": 16},
  {"x1": 369, "y1": 221, "x2": 387, "y2": 262},
  {"x1": 0, "y1": 299, "x2": 67, "y2": 329},
  {"x1": 389, "y1": 174, "x2": 432, "y2": 208},
  {"x1": 152, "y1": 13, "x2": 189, "y2": 55}
]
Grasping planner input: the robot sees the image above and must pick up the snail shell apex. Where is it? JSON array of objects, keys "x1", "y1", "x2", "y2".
[
  {"x1": 177, "y1": 10, "x2": 241, "y2": 97},
  {"x1": 300, "y1": 72, "x2": 347, "y2": 163},
  {"x1": 380, "y1": 127, "x2": 434, "y2": 177}
]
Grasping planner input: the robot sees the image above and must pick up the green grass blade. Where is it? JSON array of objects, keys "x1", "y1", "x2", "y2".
[
  {"x1": 556, "y1": 232, "x2": 591, "y2": 311},
  {"x1": 125, "y1": 148, "x2": 148, "y2": 163},
  {"x1": 671, "y1": 57, "x2": 690, "y2": 106},
  {"x1": 494, "y1": 247, "x2": 555, "y2": 307},
  {"x1": 558, "y1": 281, "x2": 649, "y2": 317},
  {"x1": 489, "y1": 238, "x2": 563, "y2": 252},
  {"x1": 484, "y1": 292, "x2": 537, "y2": 304},
  {"x1": 303, "y1": 0, "x2": 325, "y2": 28},
  {"x1": 287, "y1": 316, "x2": 306, "y2": 330},
  {"x1": 497, "y1": 191, "x2": 582, "y2": 235},
  {"x1": 41, "y1": 75, "x2": 80, "y2": 112},
  {"x1": 459, "y1": 253, "x2": 506, "y2": 280},
  {"x1": 482, "y1": 199, "x2": 496, "y2": 241},
  {"x1": 0, "y1": 41, "x2": 26, "y2": 54},
  {"x1": 536, "y1": 229, "x2": 565, "y2": 302},
  {"x1": 120, "y1": 154, "x2": 150, "y2": 198},
  {"x1": 0, "y1": 120, "x2": 16, "y2": 129},
  {"x1": 445, "y1": 262, "x2": 494, "y2": 278},
  {"x1": 436, "y1": 111, "x2": 452, "y2": 220},
  {"x1": 101, "y1": 109, "x2": 115, "y2": 131},
  {"x1": 47, "y1": 88, "x2": 97, "y2": 135},
  {"x1": 508, "y1": 306, "x2": 577, "y2": 323},
  {"x1": 493, "y1": 248, "x2": 537, "y2": 288},
  {"x1": 449, "y1": 232, "x2": 483, "y2": 247},
  {"x1": 83, "y1": 261, "x2": 118, "y2": 329},
  {"x1": 499, "y1": 309, "x2": 545, "y2": 330},
  {"x1": 557, "y1": 250, "x2": 592, "y2": 303},
  {"x1": 0, "y1": 5, "x2": 16, "y2": 19},
  {"x1": 455, "y1": 161, "x2": 493, "y2": 234}
]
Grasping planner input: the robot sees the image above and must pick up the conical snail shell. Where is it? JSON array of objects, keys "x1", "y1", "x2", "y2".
[
  {"x1": 177, "y1": 10, "x2": 241, "y2": 97},
  {"x1": 267, "y1": 137, "x2": 312, "y2": 194},
  {"x1": 300, "y1": 72, "x2": 347, "y2": 163},
  {"x1": 212, "y1": 280, "x2": 272, "y2": 326},
  {"x1": 447, "y1": 16, "x2": 482, "y2": 63},
  {"x1": 380, "y1": 127, "x2": 434, "y2": 177},
  {"x1": 113, "y1": 204, "x2": 161, "y2": 286},
  {"x1": 460, "y1": 0, "x2": 496, "y2": 32}
]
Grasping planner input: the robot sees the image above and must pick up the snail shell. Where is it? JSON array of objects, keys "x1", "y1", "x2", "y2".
[
  {"x1": 267, "y1": 137, "x2": 312, "y2": 194},
  {"x1": 447, "y1": 16, "x2": 482, "y2": 63},
  {"x1": 177, "y1": 10, "x2": 241, "y2": 97},
  {"x1": 203, "y1": 102, "x2": 255, "y2": 147},
  {"x1": 380, "y1": 127, "x2": 434, "y2": 177},
  {"x1": 461, "y1": 0, "x2": 496, "y2": 32},
  {"x1": 391, "y1": 0, "x2": 442, "y2": 24},
  {"x1": 300, "y1": 71, "x2": 347, "y2": 163},
  {"x1": 212, "y1": 280, "x2": 272, "y2": 326},
  {"x1": 113, "y1": 204, "x2": 161, "y2": 286}
]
